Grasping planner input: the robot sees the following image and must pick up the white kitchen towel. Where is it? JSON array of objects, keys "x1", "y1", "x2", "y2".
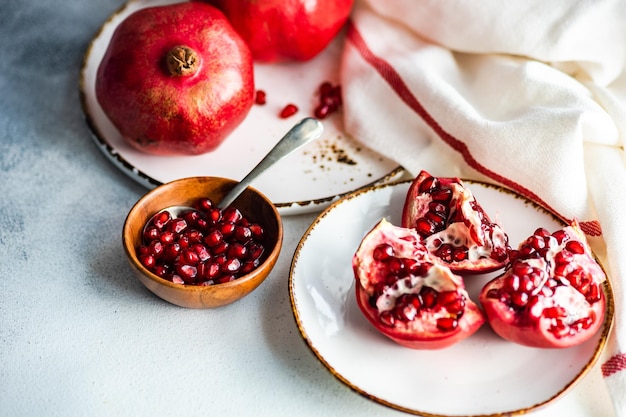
[{"x1": 340, "y1": 0, "x2": 626, "y2": 414}]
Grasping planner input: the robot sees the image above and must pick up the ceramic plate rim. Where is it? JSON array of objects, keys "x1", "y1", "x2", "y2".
[{"x1": 289, "y1": 179, "x2": 615, "y2": 416}]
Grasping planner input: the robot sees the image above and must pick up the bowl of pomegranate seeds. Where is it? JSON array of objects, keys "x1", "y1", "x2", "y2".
[{"x1": 122, "y1": 176, "x2": 283, "y2": 308}]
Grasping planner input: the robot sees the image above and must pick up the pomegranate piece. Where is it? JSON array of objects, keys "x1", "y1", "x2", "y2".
[
  {"x1": 402, "y1": 170, "x2": 510, "y2": 273},
  {"x1": 137, "y1": 199, "x2": 267, "y2": 286},
  {"x1": 479, "y1": 220, "x2": 607, "y2": 348},
  {"x1": 353, "y1": 219, "x2": 485, "y2": 349}
]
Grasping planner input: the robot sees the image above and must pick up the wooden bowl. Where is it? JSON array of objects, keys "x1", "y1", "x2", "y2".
[{"x1": 122, "y1": 177, "x2": 283, "y2": 308}]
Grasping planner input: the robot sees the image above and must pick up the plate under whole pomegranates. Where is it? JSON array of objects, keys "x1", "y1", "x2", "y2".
[
  {"x1": 289, "y1": 180, "x2": 614, "y2": 416},
  {"x1": 79, "y1": 0, "x2": 403, "y2": 215}
]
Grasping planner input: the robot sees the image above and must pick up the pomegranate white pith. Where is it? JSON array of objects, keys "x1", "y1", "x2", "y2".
[
  {"x1": 480, "y1": 220, "x2": 606, "y2": 348},
  {"x1": 353, "y1": 219, "x2": 485, "y2": 349}
]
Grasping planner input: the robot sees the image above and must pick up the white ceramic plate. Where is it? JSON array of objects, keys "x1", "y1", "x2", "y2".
[
  {"x1": 79, "y1": 0, "x2": 403, "y2": 215},
  {"x1": 290, "y1": 180, "x2": 614, "y2": 416}
]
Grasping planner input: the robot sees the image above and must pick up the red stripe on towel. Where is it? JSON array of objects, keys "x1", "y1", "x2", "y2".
[
  {"x1": 580, "y1": 220, "x2": 603, "y2": 237},
  {"x1": 346, "y1": 20, "x2": 603, "y2": 237},
  {"x1": 602, "y1": 353, "x2": 626, "y2": 377}
]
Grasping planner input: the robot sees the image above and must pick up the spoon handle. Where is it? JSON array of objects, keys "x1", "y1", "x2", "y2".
[{"x1": 217, "y1": 117, "x2": 324, "y2": 210}]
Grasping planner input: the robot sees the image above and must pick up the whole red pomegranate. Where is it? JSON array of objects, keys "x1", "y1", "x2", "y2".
[
  {"x1": 353, "y1": 219, "x2": 486, "y2": 349},
  {"x1": 402, "y1": 171, "x2": 510, "y2": 274},
  {"x1": 203, "y1": 0, "x2": 354, "y2": 62},
  {"x1": 96, "y1": 2, "x2": 254, "y2": 155},
  {"x1": 480, "y1": 220, "x2": 607, "y2": 348}
]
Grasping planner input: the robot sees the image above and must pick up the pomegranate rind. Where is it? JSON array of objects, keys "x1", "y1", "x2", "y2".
[
  {"x1": 479, "y1": 220, "x2": 607, "y2": 348},
  {"x1": 353, "y1": 219, "x2": 485, "y2": 350},
  {"x1": 96, "y1": 2, "x2": 255, "y2": 156},
  {"x1": 401, "y1": 170, "x2": 510, "y2": 274}
]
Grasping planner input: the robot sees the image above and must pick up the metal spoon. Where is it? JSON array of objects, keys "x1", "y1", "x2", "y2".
[{"x1": 144, "y1": 117, "x2": 324, "y2": 231}]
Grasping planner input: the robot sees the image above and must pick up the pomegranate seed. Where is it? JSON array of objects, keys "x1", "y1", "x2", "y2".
[
  {"x1": 206, "y1": 262, "x2": 221, "y2": 279},
  {"x1": 565, "y1": 240, "x2": 585, "y2": 255},
  {"x1": 220, "y1": 222, "x2": 236, "y2": 236},
  {"x1": 163, "y1": 243, "x2": 181, "y2": 262},
  {"x1": 152, "y1": 211, "x2": 171, "y2": 229},
  {"x1": 387, "y1": 258, "x2": 405, "y2": 275},
  {"x1": 435, "y1": 244, "x2": 453, "y2": 263},
  {"x1": 425, "y1": 211, "x2": 446, "y2": 228},
  {"x1": 195, "y1": 198, "x2": 213, "y2": 211},
  {"x1": 249, "y1": 224, "x2": 264, "y2": 238},
  {"x1": 431, "y1": 188, "x2": 452, "y2": 202},
  {"x1": 314, "y1": 104, "x2": 330, "y2": 119},
  {"x1": 552, "y1": 230, "x2": 568, "y2": 244},
  {"x1": 586, "y1": 283, "x2": 601, "y2": 303},
  {"x1": 183, "y1": 210, "x2": 201, "y2": 224},
  {"x1": 139, "y1": 254, "x2": 156, "y2": 269},
  {"x1": 415, "y1": 218, "x2": 435, "y2": 236},
  {"x1": 373, "y1": 244, "x2": 394, "y2": 262},
  {"x1": 452, "y1": 247, "x2": 468, "y2": 262},
  {"x1": 543, "y1": 306, "x2": 566, "y2": 319},
  {"x1": 207, "y1": 208, "x2": 221, "y2": 224},
  {"x1": 533, "y1": 227, "x2": 550, "y2": 238},
  {"x1": 504, "y1": 275, "x2": 520, "y2": 292},
  {"x1": 222, "y1": 258, "x2": 241, "y2": 273},
  {"x1": 168, "y1": 218, "x2": 188, "y2": 234},
  {"x1": 420, "y1": 287, "x2": 438, "y2": 308},
  {"x1": 380, "y1": 311, "x2": 395, "y2": 327},
  {"x1": 437, "y1": 290, "x2": 458, "y2": 306},
  {"x1": 228, "y1": 242, "x2": 247, "y2": 259},
  {"x1": 418, "y1": 176, "x2": 437, "y2": 193},
  {"x1": 191, "y1": 243, "x2": 211, "y2": 262},
  {"x1": 526, "y1": 235, "x2": 545, "y2": 251},
  {"x1": 319, "y1": 81, "x2": 333, "y2": 96},
  {"x1": 148, "y1": 240, "x2": 164, "y2": 258},
  {"x1": 235, "y1": 225, "x2": 252, "y2": 243},
  {"x1": 436, "y1": 317, "x2": 458, "y2": 332},
  {"x1": 158, "y1": 231, "x2": 176, "y2": 245},
  {"x1": 241, "y1": 259, "x2": 260, "y2": 274},
  {"x1": 511, "y1": 291, "x2": 529, "y2": 307},
  {"x1": 213, "y1": 241, "x2": 230, "y2": 255},
  {"x1": 176, "y1": 264, "x2": 197, "y2": 282},
  {"x1": 555, "y1": 250, "x2": 574, "y2": 265},
  {"x1": 144, "y1": 227, "x2": 159, "y2": 242},
  {"x1": 222, "y1": 207, "x2": 243, "y2": 224},
  {"x1": 204, "y1": 230, "x2": 223, "y2": 247},
  {"x1": 255, "y1": 90, "x2": 267, "y2": 105},
  {"x1": 247, "y1": 243, "x2": 264, "y2": 260},
  {"x1": 217, "y1": 274, "x2": 236, "y2": 284},
  {"x1": 279, "y1": 103, "x2": 298, "y2": 118},
  {"x1": 154, "y1": 265, "x2": 169, "y2": 278},
  {"x1": 183, "y1": 229, "x2": 203, "y2": 244}
]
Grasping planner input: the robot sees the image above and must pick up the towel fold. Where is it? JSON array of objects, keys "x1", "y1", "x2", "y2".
[{"x1": 340, "y1": 0, "x2": 626, "y2": 414}]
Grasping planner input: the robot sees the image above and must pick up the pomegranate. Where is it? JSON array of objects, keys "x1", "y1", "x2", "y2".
[
  {"x1": 138, "y1": 198, "x2": 266, "y2": 286},
  {"x1": 480, "y1": 220, "x2": 607, "y2": 348},
  {"x1": 353, "y1": 219, "x2": 486, "y2": 349},
  {"x1": 96, "y1": 2, "x2": 254, "y2": 155},
  {"x1": 402, "y1": 170, "x2": 510, "y2": 273},
  {"x1": 203, "y1": 0, "x2": 354, "y2": 62}
]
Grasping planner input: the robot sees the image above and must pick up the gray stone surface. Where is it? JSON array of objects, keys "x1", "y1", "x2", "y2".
[{"x1": 0, "y1": 1, "x2": 614, "y2": 416}]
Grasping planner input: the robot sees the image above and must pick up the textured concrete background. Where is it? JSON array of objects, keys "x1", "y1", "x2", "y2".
[{"x1": 0, "y1": 1, "x2": 615, "y2": 416}]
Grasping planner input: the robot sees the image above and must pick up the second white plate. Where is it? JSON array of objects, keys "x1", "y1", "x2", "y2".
[
  {"x1": 79, "y1": 0, "x2": 403, "y2": 214},
  {"x1": 289, "y1": 180, "x2": 613, "y2": 416}
]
